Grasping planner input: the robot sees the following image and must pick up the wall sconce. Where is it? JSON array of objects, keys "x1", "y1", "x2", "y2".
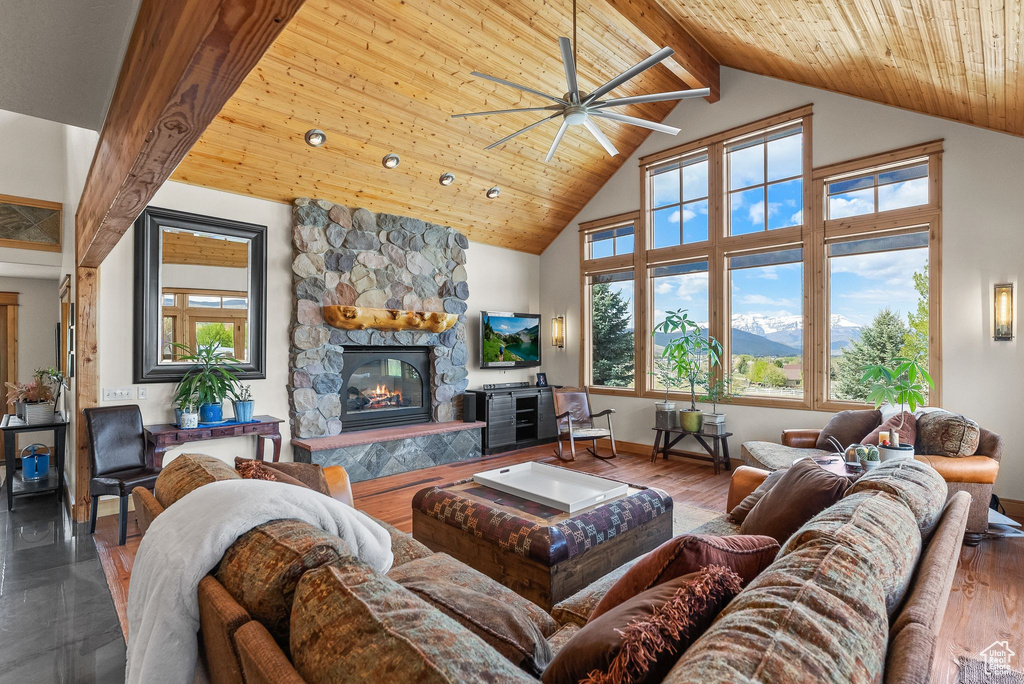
[
  {"x1": 994, "y1": 283, "x2": 1014, "y2": 340},
  {"x1": 551, "y1": 315, "x2": 565, "y2": 348}
]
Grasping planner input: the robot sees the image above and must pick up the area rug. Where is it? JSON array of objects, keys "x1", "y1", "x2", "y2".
[
  {"x1": 673, "y1": 503, "x2": 725, "y2": 534},
  {"x1": 957, "y1": 658, "x2": 1024, "y2": 684}
]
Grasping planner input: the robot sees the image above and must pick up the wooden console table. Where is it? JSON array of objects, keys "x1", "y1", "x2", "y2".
[
  {"x1": 650, "y1": 426, "x2": 733, "y2": 475},
  {"x1": 144, "y1": 415, "x2": 283, "y2": 467}
]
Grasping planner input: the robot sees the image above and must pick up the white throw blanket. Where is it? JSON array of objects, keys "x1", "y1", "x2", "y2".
[{"x1": 125, "y1": 478, "x2": 394, "y2": 684}]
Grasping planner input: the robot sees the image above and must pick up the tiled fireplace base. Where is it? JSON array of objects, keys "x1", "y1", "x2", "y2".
[{"x1": 292, "y1": 421, "x2": 486, "y2": 482}]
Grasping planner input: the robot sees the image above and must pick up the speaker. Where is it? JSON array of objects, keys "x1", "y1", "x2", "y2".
[{"x1": 461, "y1": 393, "x2": 477, "y2": 422}]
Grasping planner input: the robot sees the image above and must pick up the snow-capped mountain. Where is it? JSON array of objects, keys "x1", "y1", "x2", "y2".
[{"x1": 730, "y1": 313, "x2": 862, "y2": 351}]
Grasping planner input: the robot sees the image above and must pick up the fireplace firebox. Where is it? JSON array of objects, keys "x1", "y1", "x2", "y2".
[{"x1": 340, "y1": 346, "x2": 431, "y2": 432}]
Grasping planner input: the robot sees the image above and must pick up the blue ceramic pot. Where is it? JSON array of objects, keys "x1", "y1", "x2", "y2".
[
  {"x1": 233, "y1": 400, "x2": 255, "y2": 423},
  {"x1": 199, "y1": 402, "x2": 223, "y2": 424}
]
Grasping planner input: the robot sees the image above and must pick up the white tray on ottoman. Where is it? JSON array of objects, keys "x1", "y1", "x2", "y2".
[{"x1": 472, "y1": 461, "x2": 629, "y2": 513}]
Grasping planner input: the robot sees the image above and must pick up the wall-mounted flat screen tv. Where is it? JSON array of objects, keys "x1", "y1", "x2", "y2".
[{"x1": 480, "y1": 311, "x2": 541, "y2": 368}]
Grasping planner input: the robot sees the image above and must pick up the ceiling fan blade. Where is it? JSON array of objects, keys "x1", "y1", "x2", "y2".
[
  {"x1": 484, "y1": 113, "x2": 562, "y2": 150},
  {"x1": 591, "y1": 110, "x2": 681, "y2": 135},
  {"x1": 583, "y1": 118, "x2": 618, "y2": 157},
  {"x1": 471, "y1": 71, "x2": 567, "y2": 105},
  {"x1": 558, "y1": 37, "x2": 580, "y2": 104},
  {"x1": 453, "y1": 105, "x2": 562, "y2": 118},
  {"x1": 591, "y1": 88, "x2": 712, "y2": 108},
  {"x1": 582, "y1": 47, "x2": 675, "y2": 105},
  {"x1": 545, "y1": 119, "x2": 572, "y2": 162}
]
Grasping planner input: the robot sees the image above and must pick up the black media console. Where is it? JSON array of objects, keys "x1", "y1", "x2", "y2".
[{"x1": 466, "y1": 386, "x2": 557, "y2": 454}]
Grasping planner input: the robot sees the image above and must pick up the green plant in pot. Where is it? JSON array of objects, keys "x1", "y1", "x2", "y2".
[
  {"x1": 171, "y1": 342, "x2": 241, "y2": 425},
  {"x1": 649, "y1": 358, "x2": 685, "y2": 429},
  {"x1": 855, "y1": 444, "x2": 881, "y2": 471},
  {"x1": 231, "y1": 384, "x2": 255, "y2": 423},
  {"x1": 652, "y1": 309, "x2": 722, "y2": 433},
  {"x1": 860, "y1": 354, "x2": 933, "y2": 461},
  {"x1": 700, "y1": 375, "x2": 730, "y2": 427}
]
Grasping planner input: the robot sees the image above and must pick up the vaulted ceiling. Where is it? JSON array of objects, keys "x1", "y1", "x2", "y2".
[{"x1": 171, "y1": 0, "x2": 1023, "y2": 255}]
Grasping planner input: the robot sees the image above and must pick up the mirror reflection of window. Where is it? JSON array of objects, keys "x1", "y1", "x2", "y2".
[{"x1": 159, "y1": 226, "x2": 251, "y2": 364}]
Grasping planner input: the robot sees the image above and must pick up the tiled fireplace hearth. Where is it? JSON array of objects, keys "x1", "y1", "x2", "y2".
[{"x1": 288, "y1": 197, "x2": 481, "y2": 481}]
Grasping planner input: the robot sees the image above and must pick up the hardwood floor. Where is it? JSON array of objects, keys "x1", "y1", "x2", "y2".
[{"x1": 92, "y1": 445, "x2": 1022, "y2": 682}]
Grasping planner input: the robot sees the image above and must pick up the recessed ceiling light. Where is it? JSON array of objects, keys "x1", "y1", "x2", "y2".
[
  {"x1": 486, "y1": 186, "x2": 500, "y2": 199},
  {"x1": 439, "y1": 172, "x2": 455, "y2": 186},
  {"x1": 382, "y1": 153, "x2": 401, "y2": 169},
  {"x1": 304, "y1": 129, "x2": 326, "y2": 147}
]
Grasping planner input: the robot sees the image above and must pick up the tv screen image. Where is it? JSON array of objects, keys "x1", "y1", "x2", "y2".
[{"x1": 481, "y1": 312, "x2": 541, "y2": 367}]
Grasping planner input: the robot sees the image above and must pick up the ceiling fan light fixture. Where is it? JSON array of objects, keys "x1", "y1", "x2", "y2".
[
  {"x1": 486, "y1": 186, "x2": 500, "y2": 199},
  {"x1": 439, "y1": 172, "x2": 455, "y2": 186},
  {"x1": 304, "y1": 128, "x2": 326, "y2": 147},
  {"x1": 382, "y1": 153, "x2": 401, "y2": 169}
]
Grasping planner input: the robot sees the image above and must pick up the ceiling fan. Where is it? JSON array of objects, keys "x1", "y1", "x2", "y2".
[{"x1": 453, "y1": 4, "x2": 710, "y2": 162}]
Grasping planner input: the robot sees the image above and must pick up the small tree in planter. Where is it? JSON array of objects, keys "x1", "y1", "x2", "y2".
[
  {"x1": 860, "y1": 355, "x2": 933, "y2": 460},
  {"x1": 700, "y1": 374, "x2": 731, "y2": 427},
  {"x1": 649, "y1": 358, "x2": 686, "y2": 429},
  {"x1": 652, "y1": 310, "x2": 722, "y2": 433},
  {"x1": 171, "y1": 341, "x2": 241, "y2": 424}
]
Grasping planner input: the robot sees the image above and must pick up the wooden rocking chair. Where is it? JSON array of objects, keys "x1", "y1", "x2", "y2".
[{"x1": 552, "y1": 386, "x2": 617, "y2": 461}]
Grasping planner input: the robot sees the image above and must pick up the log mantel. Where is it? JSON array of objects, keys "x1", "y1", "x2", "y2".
[{"x1": 322, "y1": 305, "x2": 458, "y2": 332}]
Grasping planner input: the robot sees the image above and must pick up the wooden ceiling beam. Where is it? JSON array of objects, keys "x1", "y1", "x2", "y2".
[
  {"x1": 75, "y1": 0, "x2": 305, "y2": 268},
  {"x1": 597, "y1": 0, "x2": 720, "y2": 102}
]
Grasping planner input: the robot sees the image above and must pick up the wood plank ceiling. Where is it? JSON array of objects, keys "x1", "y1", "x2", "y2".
[{"x1": 172, "y1": 0, "x2": 1024, "y2": 255}]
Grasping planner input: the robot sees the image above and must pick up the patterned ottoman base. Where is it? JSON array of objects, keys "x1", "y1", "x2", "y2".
[{"x1": 411, "y1": 473, "x2": 673, "y2": 611}]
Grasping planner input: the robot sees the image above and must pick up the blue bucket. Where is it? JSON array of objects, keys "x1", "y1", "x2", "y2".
[{"x1": 21, "y1": 444, "x2": 50, "y2": 481}]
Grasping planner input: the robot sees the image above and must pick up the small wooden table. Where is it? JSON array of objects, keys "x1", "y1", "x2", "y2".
[
  {"x1": 143, "y1": 415, "x2": 283, "y2": 467},
  {"x1": 2, "y1": 414, "x2": 68, "y2": 511},
  {"x1": 651, "y1": 426, "x2": 733, "y2": 475}
]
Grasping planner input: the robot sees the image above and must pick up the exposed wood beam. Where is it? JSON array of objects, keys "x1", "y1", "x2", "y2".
[
  {"x1": 75, "y1": 0, "x2": 305, "y2": 268},
  {"x1": 598, "y1": 0, "x2": 720, "y2": 102},
  {"x1": 73, "y1": 266, "x2": 98, "y2": 523}
]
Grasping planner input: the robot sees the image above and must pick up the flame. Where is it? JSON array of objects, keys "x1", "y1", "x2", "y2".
[{"x1": 362, "y1": 383, "x2": 404, "y2": 410}]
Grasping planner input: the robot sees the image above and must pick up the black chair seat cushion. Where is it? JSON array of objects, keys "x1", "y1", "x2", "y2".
[{"x1": 90, "y1": 467, "x2": 161, "y2": 496}]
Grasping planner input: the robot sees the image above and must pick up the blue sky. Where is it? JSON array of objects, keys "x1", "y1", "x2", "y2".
[{"x1": 487, "y1": 315, "x2": 537, "y2": 335}]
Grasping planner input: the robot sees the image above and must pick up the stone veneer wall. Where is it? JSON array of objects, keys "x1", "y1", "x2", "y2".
[{"x1": 289, "y1": 198, "x2": 470, "y2": 439}]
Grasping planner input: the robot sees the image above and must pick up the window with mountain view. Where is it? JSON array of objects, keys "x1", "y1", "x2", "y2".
[
  {"x1": 728, "y1": 248, "x2": 804, "y2": 397},
  {"x1": 587, "y1": 270, "x2": 635, "y2": 388},
  {"x1": 828, "y1": 231, "x2": 929, "y2": 401},
  {"x1": 727, "y1": 124, "x2": 803, "y2": 236},
  {"x1": 650, "y1": 261, "x2": 709, "y2": 390},
  {"x1": 651, "y1": 153, "x2": 710, "y2": 248}
]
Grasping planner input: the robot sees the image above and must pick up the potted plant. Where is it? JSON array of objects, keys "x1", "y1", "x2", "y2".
[
  {"x1": 5, "y1": 367, "x2": 62, "y2": 425},
  {"x1": 649, "y1": 359, "x2": 683, "y2": 429},
  {"x1": 231, "y1": 384, "x2": 255, "y2": 423},
  {"x1": 652, "y1": 309, "x2": 723, "y2": 433},
  {"x1": 179, "y1": 400, "x2": 200, "y2": 429},
  {"x1": 861, "y1": 355, "x2": 933, "y2": 461},
  {"x1": 701, "y1": 375, "x2": 730, "y2": 429},
  {"x1": 171, "y1": 341, "x2": 241, "y2": 425},
  {"x1": 856, "y1": 444, "x2": 881, "y2": 471}
]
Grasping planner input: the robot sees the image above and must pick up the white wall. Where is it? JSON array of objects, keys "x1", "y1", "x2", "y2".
[
  {"x1": 97, "y1": 182, "x2": 543, "y2": 466},
  {"x1": 541, "y1": 67, "x2": 1024, "y2": 501}
]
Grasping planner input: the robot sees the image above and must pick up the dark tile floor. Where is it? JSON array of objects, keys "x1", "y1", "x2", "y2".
[{"x1": 0, "y1": 488, "x2": 126, "y2": 683}]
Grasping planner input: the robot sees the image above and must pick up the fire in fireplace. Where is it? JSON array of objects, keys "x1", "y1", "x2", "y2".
[{"x1": 340, "y1": 346, "x2": 431, "y2": 431}]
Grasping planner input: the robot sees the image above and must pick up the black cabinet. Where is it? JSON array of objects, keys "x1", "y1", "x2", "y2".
[{"x1": 468, "y1": 387, "x2": 557, "y2": 454}]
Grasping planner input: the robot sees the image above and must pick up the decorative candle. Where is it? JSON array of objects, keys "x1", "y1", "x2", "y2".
[
  {"x1": 892, "y1": 432, "x2": 900, "y2": 447},
  {"x1": 878, "y1": 431, "x2": 890, "y2": 444}
]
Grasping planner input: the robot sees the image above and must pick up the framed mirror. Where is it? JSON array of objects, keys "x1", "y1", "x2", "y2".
[{"x1": 133, "y1": 206, "x2": 267, "y2": 382}]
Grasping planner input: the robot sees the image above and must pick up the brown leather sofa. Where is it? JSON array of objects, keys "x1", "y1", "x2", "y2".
[{"x1": 779, "y1": 427, "x2": 1000, "y2": 545}]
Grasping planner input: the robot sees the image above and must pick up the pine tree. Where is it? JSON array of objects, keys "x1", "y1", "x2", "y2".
[
  {"x1": 900, "y1": 265, "x2": 929, "y2": 367},
  {"x1": 591, "y1": 283, "x2": 635, "y2": 387},
  {"x1": 833, "y1": 308, "x2": 909, "y2": 401}
]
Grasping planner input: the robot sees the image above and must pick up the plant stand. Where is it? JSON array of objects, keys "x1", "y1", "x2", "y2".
[
  {"x1": 650, "y1": 426, "x2": 733, "y2": 475},
  {"x1": 2, "y1": 414, "x2": 68, "y2": 511}
]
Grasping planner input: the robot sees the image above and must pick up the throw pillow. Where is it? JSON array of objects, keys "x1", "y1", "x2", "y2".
[
  {"x1": 728, "y1": 469, "x2": 787, "y2": 523},
  {"x1": 541, "y1": 566, "x2": 743, "y2": 684},
  {"x1": 153, "y1": 453, "x2": 240, "y2": 508},
  {"x1": 589, "y1": 534, "x2": 778, "y2": 621},
  {"x1": 814, "y1": 409, "x2": 882, "y2": 451},
  {"x1": 400, "y1": 579, "x2": 553, "y2": 676},
  {"x1": 916, "y1": 410, "x2": 981, "y2": 457},
  {"x1": 862, "y1": 411, "x2": 917, "y2": 448},
  {"x1": 740, "y1": 459, "x2": 850, "y2": 543},
  {"x1": 234, "y1": 457, "x2": 310, "y2": 490}
]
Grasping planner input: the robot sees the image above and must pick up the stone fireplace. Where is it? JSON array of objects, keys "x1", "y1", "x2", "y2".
[{"x1": 288, "y1": 198, "x2": 483, "y2": 481}]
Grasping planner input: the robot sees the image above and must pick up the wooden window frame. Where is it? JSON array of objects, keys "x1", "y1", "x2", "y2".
[
  {"x1": 811, "y1": 141, "x2": 943, "y2": 412},
  {"x1": 161, "y1": 287, "x2": 249, "y2": 362},
  {"x1": 579, "y1": 212, "x2": 640, "y2": 397}
]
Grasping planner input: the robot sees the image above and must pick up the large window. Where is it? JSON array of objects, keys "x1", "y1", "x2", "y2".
[
  {"x1": 162, "y1": 288, "x2": 249, "y2": 361},
  {"x1": 579, "y1": 106, "x2": 942, "y2": 411},
  {"x1": 727, "y1": 124, "x2": 804, "y2": 235},
  {"x1": 728, "y1": 248, "x2": 804, "y2": 398}
]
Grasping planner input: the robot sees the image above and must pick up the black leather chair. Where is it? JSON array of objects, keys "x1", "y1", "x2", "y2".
[{"x1": 84, "y1": 405, "x2": 160, "y2": 545}]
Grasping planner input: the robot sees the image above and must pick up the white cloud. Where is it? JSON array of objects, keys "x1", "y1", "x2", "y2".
[
  {"x1": 830, "y1": 249, "x2": 927, "y2": 283},
  {"x1": 741, "y1": 294, "x2": 796, "y2": 307},
  {"x1": 654, "y1": 281, "x2": 675, "y2": 295},
  {"x1": 789, "y1": 210, "x2": 803, "y2": 225},
  {"x1": 878, "y1": 178, "x2": 928, "y2": 211},
  {"x1": 829, "y1": 193, "x2": 873, "y2": 219},
  {"x1": 681, "y1": 207, "x2": 696, "y2": 222},
  {"x1": 755, "y1": 266, "x2": 779, "y2": 280},
  {"x1": 668, "y1": 209, "x2": 681, "y2": 224},
  {"x1": 674, "y1": 273, "x2": 708, "y2": 301}
]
